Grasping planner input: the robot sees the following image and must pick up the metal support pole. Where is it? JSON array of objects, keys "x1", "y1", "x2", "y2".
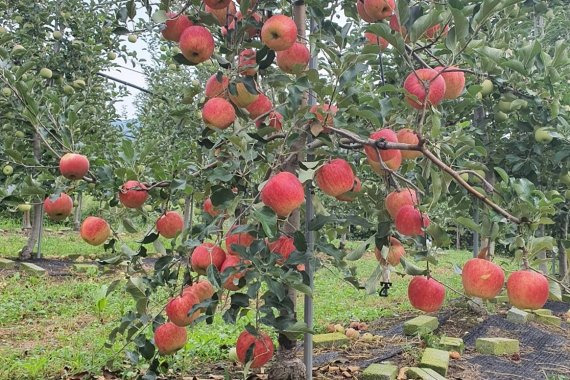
[
  {"x1": 473, "y1": 202, "x2": 479, "y2": 258},
  {"x1": 36, "y1": 204, "x2": 43, "y2": 259}
]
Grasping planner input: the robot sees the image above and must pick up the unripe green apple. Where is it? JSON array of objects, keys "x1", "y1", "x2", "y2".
[
  {"x1": 459, "y1": 173, "x2": 469, "y2": 181},
  {"x1": 560, "y1": 173, "x2": 570, "y2": 186},
  {"x1": 3, "y1": 165, "x2": 14, "y2": 175},
  {"x1": 2, "y1": 87, "x2": 12, "y2": 97},
  {"x1": 534, "y1": 128, "x2": 552, "y2": 144},
  {"x1": 475, "y1": 92, "x2": 483, "y2": 100},
  {"x1": 39, "y1": 68, "x2": 53, "y2": 79},
  {"x1": 73, "y1": 200, "x2": 79, "y2": 207},
  {"x1": 178, "y1": 198, "x2": 185, "y2": 206},
  {"x1": 128, "y1": 34, "x2": 137, "y2": 43},
  {"x1": 498, "y1": 100, "x2": 512, "y2": 113},
  {"x1": 480, "y1": 79, "x2": 493, "y2": 96},
  {"x1": 510, "y1": 99, "x2": 528, "y2": 110},
  {"x1": 168, "y1": 63, "x2": 177, "y2": 70},
  {"x1": 192, "y1": 79, "x2": 200, "y2": 87},
  {"x1": 18, "y1": 203, "x2": 32, "y2": 212},
  {"x1": 15, "y1": 130, "x2": 25, "y2": 138},
  {"x1": 565, "y1": 190, "x2": 570, "y2": 200},
  {"x1": 63, "y1": 85, "x2": 75, "y2": 95},
  {"x1": 107, "y1": 52, "x2": 117, "y2": 60},
  {"x1": 172, "y1": 46, "x2": 181, "y2": 55},
  {"x1": 143, "y1": 204, "x2": 153, "y2": 212},
  {"x1": 53, "y1": 31, "x2": 63, "y2": 40},
  {"x1": 495, "y1": 111, "x2": 508, "y2": 122},
  {"x1": 73, "y1": 79, "x2": 86, "y2": 89},
  {"x1": 11, "y1": 44, "x2": 26, "y2": 56}
]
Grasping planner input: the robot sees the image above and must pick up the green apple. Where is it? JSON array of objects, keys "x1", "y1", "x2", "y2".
[
  {"x1": 498, "y1": 100, "x2": 512, "y2": 113},
  {"x1": 18, "y1": 203, "x2": 32, "y2": 212},
  {"x1": 53, "y1": 30, "x2": 63, "y2": 40},
  {"x1": 128, "y1": 34, "x2": 137, "y2": 43},
  {"x1": 2, "y1": 87, "x2": 12, "y2": 97},
  {"x1": 172, "y1": 46, "x2": 181, "y2": 55},
  {"x1": 63, "y1": 85, "x2": 75, "y2": 95},
  {"x1": 560, "y1": 172, "x2": 570, "y2": 186},
  {"x1": 534, "y1": 128, "x2": 552, "y2": 144},
  {"x1": 565, "y1": 190, "x2": 570, "y2": 200},
  {"x1": 11, "y1": 44, "x2": 26, "y2": 56},
  {"x1": 39, "y1": 68, "x2": 53, "y2": 79},
  {"x1": 495, "y1": 111, "x2": 508, "y2": 122},
  {"x1": 3, "y1": 165, "x2": 14, "y2": 175},
  {"x1": 480, "y1": 79, "x2": 493, "y2": 96},
  {"x1": 510, "y1": 99, "x2": 528, "y2": 110},
  {"x1": 73, "y1": 79, "x2": 86, "y2": 88},
  {"x1": 178, "y1": 198, "x2": 186, "y2": 206},
  {"x1": 143, "y1": 204, "x2": 153, "y2": 212},
  {"x1": 107, "y1": 51, "x2": 117, "y2": 60},
  {"x1": 73, "y1": 200, "x2": 79, "y2": 207},
  {"x1": 15, "y1": 131, "x2": 25, "y2": 138},
  {"x1": 459, "y1": 173, "x2": 469, "y2": 181},
  {"x1": 168, "y1": 63, "x2": 177, "y2": 70}
]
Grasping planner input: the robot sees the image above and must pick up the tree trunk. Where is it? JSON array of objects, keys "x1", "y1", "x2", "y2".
[
  {"x1": 456, "y1": 226, "x2": 460, "y2": 250},
  {"x1": 538, "y1": 224, "x2": 548, "y2": 273},
  {"x1": 558, "y1": 239, "x2": 568, "y2": 284},
  {"x1": 183, "y1": 194, "x2": 193, "y2": 230},
  {"x1": 472, "y1": 203, "x2": 479, "y2": 258},
  {"x1": 22, "y1": 209, "x2": 31, "y2": 230},
  {"x1": 19, "y1": 133, "x2": 43, "y2": 260},
  {"x1": 73, "y1": 192, "x2": 82, "y2": 231}
]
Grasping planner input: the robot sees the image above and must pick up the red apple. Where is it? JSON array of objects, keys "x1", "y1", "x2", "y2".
[
  {"x1": 238, "y1": 48, "x2": 257, "y2": 76},
  {"x1": 389, "y1": 14, "x2": 409, "y2": 41},
  {"x1": 385, "y1": 189, "x2": 418, "y2": 219},
  {"x1": 190, "y1": 242, "x2": 226, "y2": 275},
  {"x1": 396, "y1": 129, "x2": 422, "y2": 159},
  {"x1": 260, "y1": 14, "x2": 297, "y2": 51},
  {"x1": 363, "y1": 0, "x2": 395, "y2": 21},
  {"x1": 162, "y1": 12, "x2": 193, "y2": 42},
  {"x1": 154, "y1": 322, "x2": 187, "y2": 355},
  {"x1": 364, "y1": 32, "x2": 389, "y2": 50},
  {"x1": 336, "y1": 177, "x2": 362, "y2": 202},
  {"x1": 205, "y1": 73, "x2": 229, "y2": 98},
  {"x1": 203, "y1": 197, "x2": 220, "y2": 217},
  {"x1": 229, "y1": 81, "x2": 259, "y2": 108},
  {"x1": 80, "y1": 216, "x2": 111, "y2": 246},
  {"x1": 356, "y1": 0, "x2": 376, "y2": 22},
  {"x1": 183, "y1": 280, "x2": 216, "y2": 301},
  {"x1": 276, "y1": 42, "x2": 310, "y2": 74},
  {"x1": 246, "y1": 93, "x2": 273, "y2": 120},
  {"x1": 44, "y1": 193, "x2": 73, "y2": 221},
  {"x1": 435, "y1": 66, "x2": 465, "y2": 100},
  {"x1": 205, "y1": 2, "x2": 237, "y2": 25},
  {"x1": 119, "y1": 180, "x2": 148, "y2": 208},
  {"x1": 367, "y1": 153, "x2": 402, "y2": 174},
  {"x1": 59, "y1": 153, "x2": 89, "y2": 180},
  {"x1": 425, "y1": 24, "x2": 449, "y2": 40},
  {"x1": 204, "y1": 0, "x2": 231, "y2": 9},
  {"x1": 179, "y1": 26, "x2": 215, "y2": 64},
  {"x1": 156, "y1": 211, "x2": 184, "y2": 238},
  {"x1": 260, "y1": 172, "x2": 305, "y2": 217},
  {"x1": 166, "y1": 292, "x2": 201, "y2": 326},
  {"x1": 226, "y1": 226, "x2": 255, "y2": 256},
  {"x1": 268, "y1": 235, "x2": 296, "y2": 264},
  {"x1": 395, "y1": 205, "x2": 430, "y2": 236},
  {"x1": 408, "y1": 276, "x2": 445, "y2": 312},
  {"x1": 403, "y1": 68, "x2": 446, "y2": 109},
  {"x1": 255, "y1": 111, "x2": 283, "y2": 130},
  {"x1": 375, "y1": 237, "x2": 405, "y2": 266},
  {"x1": 314, "y1": 158, "x2": 355, "y2": 197},
  {"x1": 223, "y1": 11, "x2": 261, "y2": 38},
  {"x1": 236, "y1": 330, "x2": 274, "y2": 368},
  {"x1": 506, "y1": 270, "x2": 549, "y2": 310},
  {"x1": 220, "y1": 255, "x2": 245, "y2": 290},
  {"x1": 462, "y1": 258, "x2": 505, "y2": 300},
  {"x1": 310, "y1": 103, "x2": 338, "y2": 132},
  {"x1": 202, "y1": 97, "x2": 236, "y2": 130},
  {"x1": 365, "y1": 129, "x2": 400, "y2": 163}
]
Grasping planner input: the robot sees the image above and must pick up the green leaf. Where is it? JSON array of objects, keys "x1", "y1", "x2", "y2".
[
  {"x1": 281, "y1": 321, "x2": 314, "y2": 340},
  {"x1": 410, "y1": 11, "x2": 443, "y2": 42},
  {"x1": 426, "y1": 223, "x2": 451, "y2": 248},
  {"x1": 253, "y1": 206, "x2": 277, "y2": 238},
  {"x1": 430, "y1": 168, "x2": 442, "y2": 207},
  {"x1": 152, "y1": 10, "x2": 168, "y2": 23},
  {"x1": 364, "y1": 263, "x2": 384, "y2": 295},
  {"x1": 473, "y1": 0, "x2": 501, "y2": 29},
  {"x1": 548, "y1": 279, "x2": 562, "y2": 301},
  {"x1": 529, "y1": 236, "x2": 554, "y2": 255},
  {"x1": 400, "y1": 257, "x2": 428, "y2": 276},
  {"x1": 122, "y1": 218, "x2": 138, "y2": 233},
  {"x1": 456, "y1": 217, "x2": 482, "y2": 234},
  {"x1": 346, "y1": 235, "x2": 375, "y2": 261}
]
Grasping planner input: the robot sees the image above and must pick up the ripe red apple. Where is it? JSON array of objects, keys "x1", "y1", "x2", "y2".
[
  {"x1": 205, "y1": 73, "x2": 229, "y2": 98},
  {"x1": 395, "y1": 205, "x2": 430, "y2": 236},
  {"x1": 462, "y1": 258, "x2": 505, "y2": 300},
  {"x1": 223, "y1": 11, "x2": 261, "y2": 38},
  {"x1": 389, "y1": 14, "x2": 408, "y2": 40},
  {"x1": 162, "y1": 12, "x2": 193, "y2": 42},
  {"x1": 44, "y1": 193, "x2": 73, "y2": 221},
  {"x1": 396, "y1": 129, "x2": 422, "y2": 160},
  {"x1": 80, "y1": 216, "x2": 111, "y2": 246},
  {"x1": 364, "y1": 32, "x2": 389, "y2": 50},
  {"x1": 375, "y1": 237, "x2": 405, "y2": 266},
  {"x1": 203, "y1": 197, "x2": 220, "y2": 217},
  {"x1": 229, "y1": 82, "x2": 259, "y2": 108},
  {"x1": 184, "y1": 280, "x2": 216, "y2": 302},
  {"x1": 236, "y1": 330, "x2": 274, "y2": 368},
  {"x1": 156, "y1": 211, "x2": 184, "y2": 238},
  {"x1": 403, "y1": 68, "x2": 446, "y2": 109},
  {"x1": 190, "y1": 242, "x2": 226, "y2": 275},
  {"x1": 255, "y1": 111, "x2": 283, "y2": 130},
  {"x1": 365, "y1": 129, "x2": 400, "y2": 163},
  {"x1": 506, "y1": 270, "x2": 549, "y2": 310},
  {"x1": 261, "y1": 14, "x2": 297, "y2": 51},
  {"x1": 336, "y1": 177, "x2": 362, "y2": 202},
  {"x1": 59, "y1": 153, "x2": 89, "y2": 180},
  {"x1": 314, "y1": 158, "x2": 355, "y2": 197},
  {"x1": 310, "y1": 103, "x2": 338, "y2": 132},
  {"x1": 385, "y1": 189, "x2": 418, "y2": 219},
  {"x1": 166, "y1": 292, "x2": 201, "y2": 326},
  {"x1": 408, "y1": 276, "x2": 445, "y2": 312},
  {"x1": 204, "y1": 0, "x2": 231, "y2": 9},
  {"x1": 205, "y1": 2, "x2": 237, "y2": 25},
  {"x1": 154, "y1": 322, "x2": 187, "y2": 355},
  {"x1": 425, "y1": 24, "x2": 449, "y2": 40},
  {"x1": 119, "y1": 180, "x2": 148, "y2": 208},
  {"x1": 179, "y1": 26, "x2": 215, "y2": 64},
  {"x1": 268, "y1": 235, "x2": 296, "y2": 264},
  {"x1": 356, "y1": 0, "x2": 376, "y2": 22},
  {"x1": 363, "y1": 0, "x2": 395, "y2": 21},
  {"x1": 260, "y1": 172, "x2": 305, "y2": 217},
  {"x1": 202, "y1": 97, "x2": 236, "y2": 129},
  {"x1": 276, "y1": 42, "x2": 310, "y2": 74},
  {"x1": 367, "y1": 153, "x2": 402, "y2": 174},
  {"x1": 220, "y1": 255, "x2": 245, "y2": 290},
  {"x1": 226, "y1": 226, "x2": 255, "y2": 256},
  {"x1": 238, "y1": 48, "x2": 257, "y2": 76},
  {"x1": 246, "y1": 93, "x2": 273, "y2": 120},
  {"x1": 435, "y1": 66, "x2": 465, "y2": 100}
]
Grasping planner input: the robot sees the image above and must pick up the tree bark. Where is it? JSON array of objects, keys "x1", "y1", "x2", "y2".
[
  {"x1": 73, "y1": 192, "x2": 82, "y2": 231},
  {"x1": 19, "y1": 132, "x2": 43, "y2": 260},
  {"x1": 22, "y1": 209, "x2": 31, "y2": 230},
  {"x1": 472, "y1": 203, "x2": 479, "y2": 258},
  {"x1": 183, "y1": 194, "x2": 193, "y2": 230},
  {"x1": 558, "y1": 239, "x2": 568, "y2": 284},
  {"x1": 538, "y1": 224, "x2": 548, "y2": 273},
  {"x1": 456, "y1": 226, "x2": 460, "y2": 250}
]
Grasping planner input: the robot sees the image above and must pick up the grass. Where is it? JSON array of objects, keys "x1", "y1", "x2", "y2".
[{"x1": 0, "y1": 221, "x2": 518, "y2": 380}]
